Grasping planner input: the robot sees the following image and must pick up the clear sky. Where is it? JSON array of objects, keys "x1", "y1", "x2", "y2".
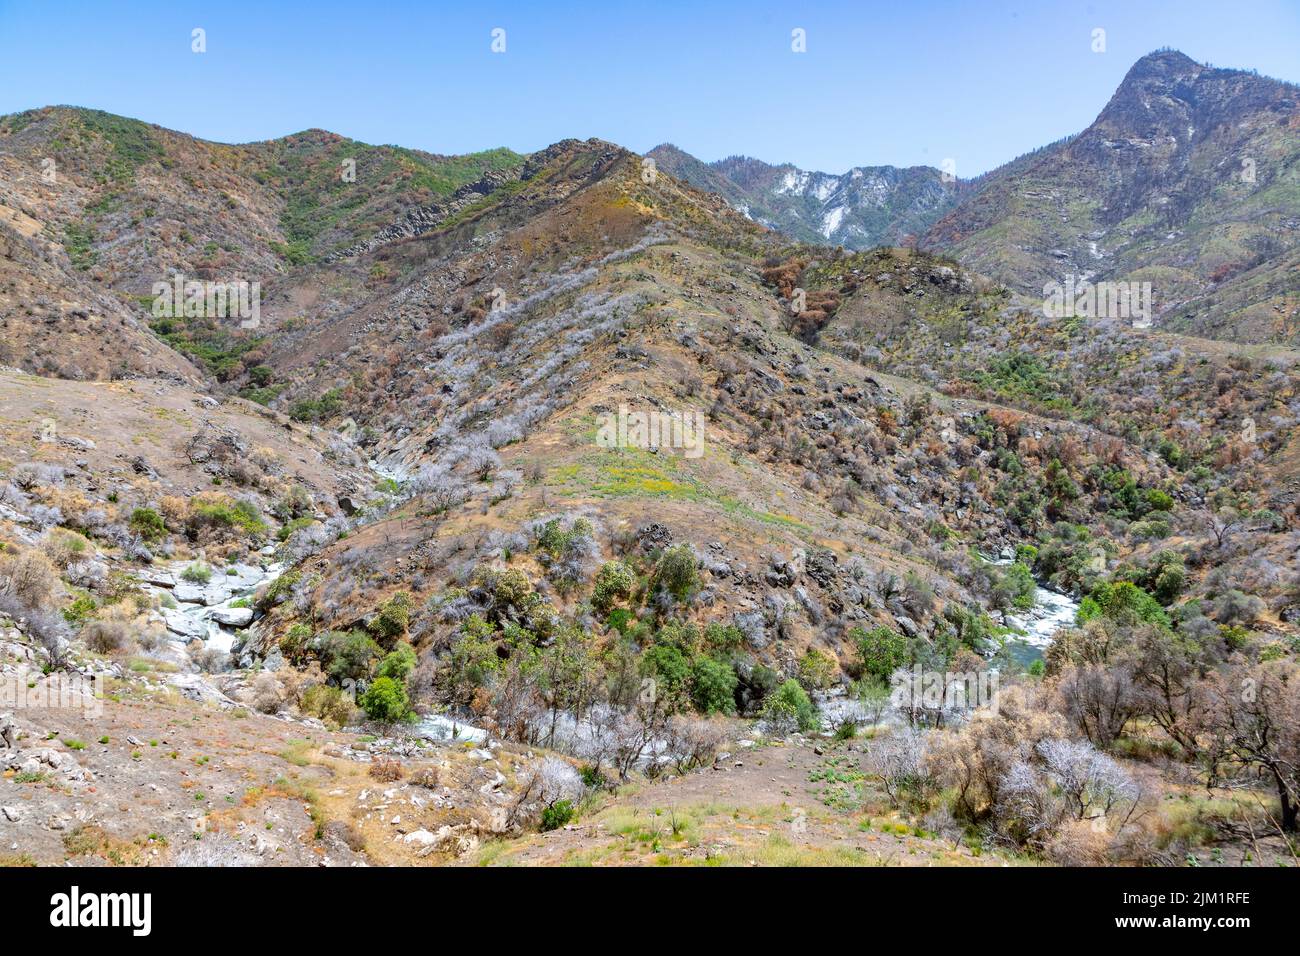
[{"x1": 1, "y1": 0, "x2": 1297, "y2": 176}]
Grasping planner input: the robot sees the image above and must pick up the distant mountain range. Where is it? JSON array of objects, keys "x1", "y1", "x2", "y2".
[
  {"x1": 653, "y1": 50, "x2": 1300, "y2": 346},
  {"x1": 647, "y1": 143, "x2": 961, "y2": 249}
]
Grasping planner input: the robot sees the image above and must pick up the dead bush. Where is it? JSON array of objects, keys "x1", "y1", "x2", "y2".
[
  {"x1": 1054, "y1": 663, "x2": 1141, "y2": 749},
  {"x1": 192, "y1": 644, "x2": 231, "y2": 673},
  {"x1": 300, "y1": 683, "x2": 358, "y2": 729},
  {"x1": 368, "y1": 757, "x2": 404, "y2": 782},
  {"x1": 82, "y1": 601, "x2": 157, "y2": 654},
  {"x1": 927, "y1": 682, "x2": 1067, "y2": 824},
  {"x1": 251, "y1": 673, "x2": 282, "y2": 714},
  {"x1": 409, "y1": 766, "x2": 440, "y2": 789},
  {"x1": 323, "y1": 819, "x2": 366, "y2": 853},
  {"x1": 0, "y1": 548, "x2": 60, "y2": 609},
  {"x1": 663, "y1": 715, "x2": 728, "y2": 774}
]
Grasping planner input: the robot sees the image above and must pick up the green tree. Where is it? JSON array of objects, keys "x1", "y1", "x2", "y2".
[
  {"x1": 359, "y1": 676, "x2": 409, "y2": 723},
  {"x1": 444, "y1": 614, "x2": 500, "y2": 706},
  {"x1": 690, "y1": 657, "x2": 738, "y2": 715},
  {"x1": 591, "y1": 560, "x2": 634, "y2": 613},
  {"x1": 650, "y1": 544, "x2": 699, "y2": 603},
  {"x1": 539, "y1": 626, "x2": 599, "y2": 745},
  {"x1": 796, "y1": 648, "x2": 837, "y2": 691},
  {"x1": 369, "y1": 591, "x2": 412, "y2": 646},
  {"x1": 851, "y1": 625, "x2": 909, "y2": 682},
  {"x1": 128, "y1": 507, "x2": 166, "y2": 542},
  {"x1": 1077, "y1": 581, "x2": 1170, "y2": 630},
  {"x1": 641, "y1": 642, "x2": 691, "y2": 703},
  {"x1": 322, "y1": 630, "x2": 381, "y2": 684}
]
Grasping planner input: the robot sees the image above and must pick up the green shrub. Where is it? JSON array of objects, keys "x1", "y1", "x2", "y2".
[
  {"x1": 591, "y1": 561, "x2": 634, "y2": 613},
  {"x1": 288, "y1": 389, "x2": 343, "y2": 423},
  {"x1": 649, "y1": 544, "x2": 699, "y2": 603},
  {"x1": 1146, "y1": 488, "x2": 1174, "y2": 513},
  {"x1": 376, "y1": 642, "x2": 417, "y2": 682},
  {"x1": 322, "y1": 630, "x2": 381, "y2": 683},
  {"x1": 62, "y1": 594, "x2": 97, "y2": 626},
  {"x1": 181, "y1": 562, "x2": 212, "y2": 584},
  {"x1": 534, "y1": 517, "x2": 593, "y2": 558},
  {"x1": 1220, "y1": 625, "x2": 1250, "y2": 652},
  {"x1": 703, "y1": 621, "x2": 744, "y2": 653},
  {"x1": 748, "y1": 664, "x2": 780, "y2": 704},
  {"x1": 994, "y1": 561, "x2": 1037, "y2": 611},
  {"x1": 359, "y1": 676, "x2": 409, "y2": 723},
  {"x1": 1014, "y1": 543, "x2": 1039, "y2": 565},
  {"x1": 273, "y1": 484, "x2": 313, "y2": 521},
  {"x1": 444, "y1": 614, "x2": 501, "y2": 704},
  {"x1": 796, "y1": 648, "x2": 837, "y2": 691},
  {"x1": 128, "y1": 507, "x2": 166, "y2": 542},
  {"x1": 578, "y1": 764, "x2": 606, "y2": 789},
  {"x1": 276, "y1": 516, "x2": 316, "y2": 541},
  {"x1": 641, "y1": 643, "x2": 690, "y2": 698},
  {"x1": 257, "y1": 569, "x2": 301, "y2": 611},
  {"x1": 1122, "y1": 550, "x2": 1185, "y2": 605},
  {"x1": 368, "y1": 592, "x2": 412, "y2": 645},
  {"x1": 605, "y1": 607, "x2": 635, "y2": 635},
  {"x1": 540, "y1": 799, "x2": 575, "y2": 831},
  {"x1": 1076, "y1": 581, "x2": 1170, "y2": 629},
  {"x1": 300, "y1": 684, "x2": 357, "y2": 728},
  {"x1": 280, "y1": 622, "x2": 313, "y2": 663},
  {"x1": 189, "y1": 498, "x2": 268, "y2": 539},
  {"x1": 850, "y1": 625, "x2": 909, "y2": 682},
  {"x1": 762, "y1": 679, "x2": 819, "y2": 733}
]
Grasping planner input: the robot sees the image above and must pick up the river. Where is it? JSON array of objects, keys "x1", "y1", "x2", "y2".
[{"x1": 1002, "y1": 583, "x2": 1080, "y2": 666}]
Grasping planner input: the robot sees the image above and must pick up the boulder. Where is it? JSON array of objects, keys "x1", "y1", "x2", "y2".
[
  {"x1": 173, "y1": 583, "x2": 231, "y2": 606},
  {"x1": 894, "y1": 615, "x2": 921, "y2": 637},
  {"x1": 403, "y1": 829, "x2": 439, "y2": 847},
  {"x1": 211, "y1": 606, "x2": 254, "y2": 628},
  {"x1": 161, "y1": 607, "x2": 206, "y2": 639}
]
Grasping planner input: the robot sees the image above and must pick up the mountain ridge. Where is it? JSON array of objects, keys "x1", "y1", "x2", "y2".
[
  {"x1": 648, "y1": 142, "x2": 963, "y2": 249},
  {"x1": 921, "y1": 49, "x2": 1300, "y2": 345}
]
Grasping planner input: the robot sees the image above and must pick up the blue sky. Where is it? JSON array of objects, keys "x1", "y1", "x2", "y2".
[{"x1": 1, "y1": 0, "x2": 1297, "y2": 176}]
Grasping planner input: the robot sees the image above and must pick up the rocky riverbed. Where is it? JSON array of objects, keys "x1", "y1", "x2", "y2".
[{"x1": 136, "y1": 553, "x2": 284, "y2": 657}]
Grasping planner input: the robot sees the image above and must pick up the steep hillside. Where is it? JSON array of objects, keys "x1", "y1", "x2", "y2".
[
  {"x1": 0, "y1": 213, "x2": 201, "y2": 381},
  {"x1": 923, "y1": 50, "x2": 1300, "y2": 345},
  {"x1": 801, "y1": 245, "x2": 1299, "y2": 625},
  {"x1": 229, "y1": 140, "x2": 1300, "y2": 693},
  {"x1": 0, "y1": 106, "x2": 521, "y2": 381},
  {"x1": 649, "y1": 144, "x2": 960, "y2": 248}
]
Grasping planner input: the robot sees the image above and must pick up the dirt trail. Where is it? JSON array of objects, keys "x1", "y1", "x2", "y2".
[{"x1": 473, "y1": 740, "x2": 1008, "y2": 867}]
